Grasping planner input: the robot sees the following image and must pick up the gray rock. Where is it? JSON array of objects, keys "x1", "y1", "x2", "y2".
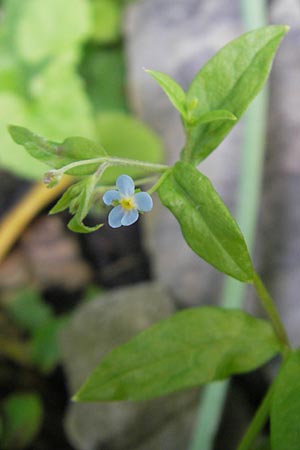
[
  {"x1": 125, "y1": 0, "x2": 300, "y2": 343},
  {"x1": 125, "y1": 0, "x2": 244, "y2": 307},
  {"x1": 252, "y1": 0, "x2": 300, "y2": 346},
  {"x1": 60, "y1": 282, "x2": 199, "y2": 450}
]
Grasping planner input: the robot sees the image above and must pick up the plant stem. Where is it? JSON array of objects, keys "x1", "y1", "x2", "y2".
[
  {"x1": 253, "y1": 272, "x2": 291, "y2": 353},
  {"x1": 54, "y1": 156, "x2": 169, "y2": 176},
  {"x1": 236, "y1": 384, "x2": 273, "y2": 450},
  {"x1": 147, "y1": 169, "x2": 171, "y2": 194}
]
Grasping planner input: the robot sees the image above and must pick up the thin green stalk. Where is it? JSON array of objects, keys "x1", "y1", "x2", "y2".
[
  {"x1": 147, "y1": 169, "x2": 171, "y2": 194},
  {"x1": 253, "y1": 272, "x2": 291, "y2": 353},
  {"x1": 189, "y1": 2, "x2": 268, "y2": 449},
  {"x1": 237, "y1": 384, "x2": 273, "y2": 450},
  {"x1": 51, "y1": 156, "x2": 169, "y2": 177}
]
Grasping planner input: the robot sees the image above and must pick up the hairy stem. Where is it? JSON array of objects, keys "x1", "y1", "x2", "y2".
[{"x1": 52, "y1": 156, "x2": 169, "y2": 176}]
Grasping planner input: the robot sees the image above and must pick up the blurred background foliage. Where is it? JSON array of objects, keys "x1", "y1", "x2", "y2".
[
  {"x1": 0, "y1": 0, "x2": 163, "y2": 448},
  {"x1": 0, "y1": 0, "x2": 162, "y2": 179}
]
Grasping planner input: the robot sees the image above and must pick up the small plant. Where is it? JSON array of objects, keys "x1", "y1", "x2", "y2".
[{"x1": 9, "y1": 25, "x2": 297, "y2": 450}]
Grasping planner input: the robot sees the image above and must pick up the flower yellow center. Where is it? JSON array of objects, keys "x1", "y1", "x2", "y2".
[{"x1": 120, "y1": 197, "x2": 136, "y2": 211}]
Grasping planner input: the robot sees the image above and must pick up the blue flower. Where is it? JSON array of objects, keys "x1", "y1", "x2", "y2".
[{"x1": 103, "y1": 175, "x2": 153, "y2": 228}]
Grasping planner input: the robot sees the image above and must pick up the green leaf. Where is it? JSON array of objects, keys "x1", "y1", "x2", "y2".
[
  {"x1": 1, "y1": 393, "x2": 43, "y2": 449},
  {"x1": 15, "y1": 0, "x2": 90, "y2": 63},
  {"x1": 74, "y1": 307, "x2": 280, "y2": 402},
  {"x1": 49, "y1": 182, "x2": 81, "y2": 215},
  {"x1": 0, "y1": 3, "x2": 96, "y2": 180},
  {"x1": 56, "y1": 137, "x2": 106, "y2": 175},
  {"x1": 0, "y1": 93, "x2": 47, "y2": 179},
  {"x1": 90, "y1": 0, "x2": 122, "y2": 44},
  {"x1": 158, "y1": 162, "x2": 253, "y2": 282},
  {"x1": 271, "y1": 350, "x2": 300, "y2": 450},
  {"x1": 183, "y1": 25, "x2": 289, "y2": 164},
  {"x1": 50, "y1": 177, "x2": 103, "y2": 233},
  {"x1": 187, "y1": 109, "x2": 237, "y2": 126},
  {"x1": 145, "y1": 69, "x2": 187, "y2": 117},
  {"x1": 79, "y1": 45, "x2": 127, "y2": 113},
  {"x1": 96, "y1": 112, "x2": 164, "y2": 183},
  {"x1": 8, "y1": 125, "x2": 106, "y2": 175},
  {"x1": 6, "y1": 289, "x2": 53, "y2": 333},
  {"x1": 29, "y1": 55, "x2": 96, "y2": 142},
  {"x1": 30, "y1": 317, "x2": 67, "y2": 373},
  {"x1": 67, "y1": 176, "x2": 103, "y2": 233}
]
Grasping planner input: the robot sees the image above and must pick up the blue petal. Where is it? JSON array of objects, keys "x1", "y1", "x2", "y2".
[
  {"x1": 103, "y1": 190, "x2": 120, "y2": 205},
  {"x1": 121, "y1": 209, "x2": 139, "y2": 226},
  {"x1": 116, "y1": 175, "x2": 135, "y2": 196},
  {"x1": 108, "y1": 205, "x2": 124, "y2": 228},
  {"x1": 134, "y1": 192, "x2": 153, "y2": 212}
]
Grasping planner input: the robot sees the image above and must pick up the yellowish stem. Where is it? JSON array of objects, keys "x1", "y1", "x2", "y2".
[{"x1": 0, "y1": 176, "x2": 72, "y2": 263}]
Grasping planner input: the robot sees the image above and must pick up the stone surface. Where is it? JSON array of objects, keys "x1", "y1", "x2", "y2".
[
  {"x1": 20, "y1": 215, "x2": 92, "y2": 291},
  {"x1": 60, "y1": 282, "x2": 199, "y2": 450},
  {"x1": 125, "y1": 0, "x2": 300, "y2": 339},
  {"x1": 125, "y1": 0, "x2": 244, "y2": 307},
  {"x1": 253, "y1": 0, "x2": 300, "y2": 347}
]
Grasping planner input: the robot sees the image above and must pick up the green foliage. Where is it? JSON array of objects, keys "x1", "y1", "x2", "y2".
[
  {"x1": 30, "y1": 318, "x2": 67, "y2": 373},
  {"x1": 0, "y1": 0, "x2": 95, "y2": 179},
  {"x1": 0, "y1": 393, "x2": 43, "y2": 450},
  {"x1": 9, "y1": 115, "x2": 163, "y2": 231},
  {"x1": 88, "y1": 0, "x2": 136, "y2": 44},
  {"x1": 271, "y1": 350, "x2": 300, "y2": 450},
  {"x1": 7, "y1": 289, "x2": 52, "y2": 332},
  {"x1": 6, "y1": 28, "x2": 291, "y2": 449},
  {"x1": 50, "y1": 176, "x2": 104, "y2": 232},
  {"x1": 6, "y1": 289, "x2": 66, "y2": 373},
  {"x1": 145, "y1": 69, "x2": 237, "y2": 126},
  {"x1": 186, "y1": 109, "x2": 237, "y2": 126},
  {"x1": 90, "y1": 0, "x2": 122, "y2": 44},
  {"x1": 67, "y1": 176, "x2": 104, "y2": 233},
  {"x1": 4, "y1": 0, "x2": 90, "y2": 63},
  {"x1": 145, "y1": 69, "x2": 187, "y2": 117},
  {"x1": 158, "y1": 161, "x2": 253, "y2": 282},
  {"x1": 74, "y1": 307, "x2": 280, "y2": 401},
  {"x1": 8, "y1": 125, "x2": 106, "y2": 175},
  {"x1": 80, "y1": 46, "x2": 127, "y2": 112},
  {"x1": 181, "y1": 25, "x2": 288, "y2": 163}
]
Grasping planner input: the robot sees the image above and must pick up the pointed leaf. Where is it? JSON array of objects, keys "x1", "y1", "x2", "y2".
[
  {"x1": 271, "y1": 350, "x2": 300, "y2": 450},
  {"x1": 187, "y1": 109, "x2": 237, "y2": 126},
  {"x1": 182, "y1": 25, "x2": 289, "y2": 163},
  {"x1": 158, "y1": 162, "x2": 253, "y2": 282},
  {"x1": 8, "y1": 125, "x2": 107, "y2": 175},
  {"x1": 145, "y1": 69, "x2": 187, "y2": 117},
  {"x1": 68, "y1": 215, "x2": 103, "y2": 234},
  {"x1": 49, "y1": 183, "x2": 79, "y2": 215},
  {"x1": 67, "y1": 176, "x2": 103, "y2": 233},
  {"x1": 74, "y1": 307, "x2": 280, "y2": 402}
]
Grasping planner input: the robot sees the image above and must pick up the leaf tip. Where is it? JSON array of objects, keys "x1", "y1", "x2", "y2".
[{"x1": 7, "y1": 124, "x2": 22, "y2": 142}]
